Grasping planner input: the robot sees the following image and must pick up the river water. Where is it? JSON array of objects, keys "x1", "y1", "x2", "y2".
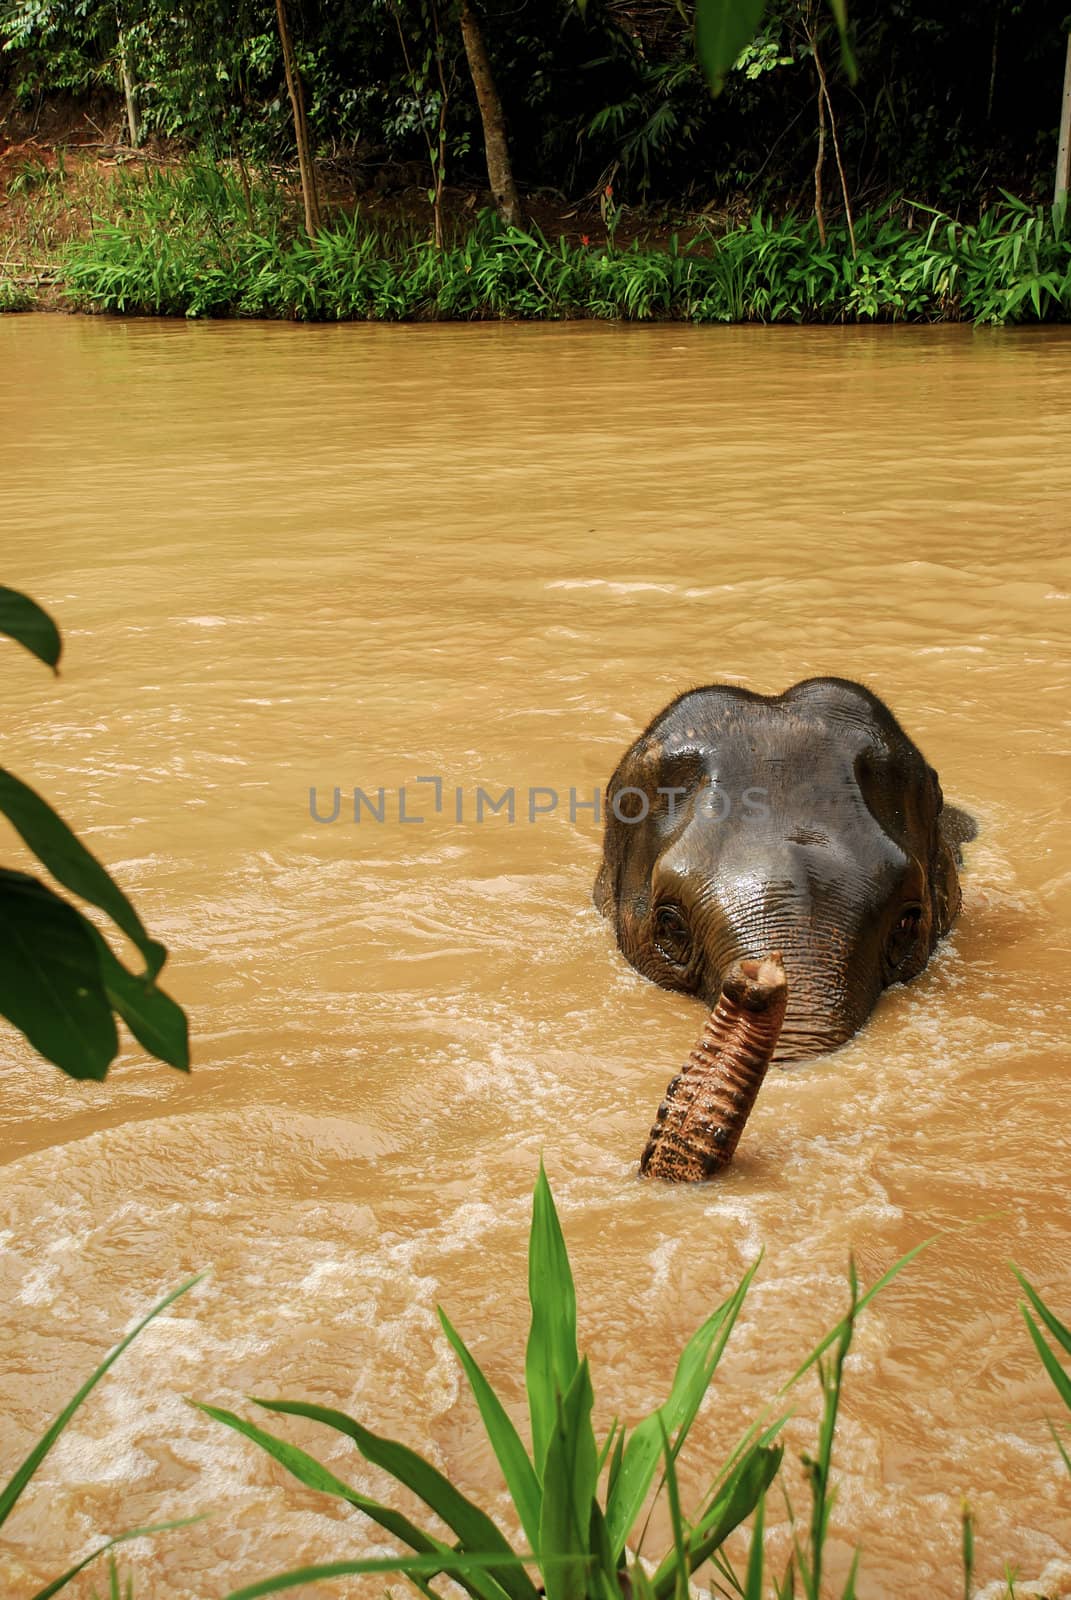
[{"x1": 1, "y1": 315, "x2": 1069, "y2": 1600}]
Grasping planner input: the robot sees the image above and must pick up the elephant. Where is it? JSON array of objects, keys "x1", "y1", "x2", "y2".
[{"x1": 595, "y1": 676, "x2": 975, "y2": 1072}]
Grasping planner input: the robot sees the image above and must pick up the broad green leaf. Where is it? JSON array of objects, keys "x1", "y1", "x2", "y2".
[
  {"x1": 606, "y1": 1257, "x2": 760, "y2": 1559},
  {"x1": 0, "y1": 586, "x2": 61, "y2": 672},
  {"x1": 0, "y1": 1273, "x2": 205, "y2": 1528},
  {"x1": 694, "y1": 0, "x2": 767, "y2": 93},
  {"x1": 1011, "y1": 1268, "x2": 1071, "y2": 1361},
  {"x1": 29, "y1": 1517, "x2": 204, "y2": 1600},
  {"x1": 0, "y1": 768, "x2": 166, "y2": 977},
  {"x1": 525, "y1": 1160, "x2": 579, "y2": 1477},
  {"x1": 251, "y1": 1398, "x2": 537, "y2": 1600},
  {"x1": 195, "y1": 1402, "x2": 443, "y2": 1600},
  {"x1": 538, "y1": 1360, "x2": 596, "y2": 1600},
  {"x1": 651, "y1": 1445, "x2": 783, "y2": 1599},
  {"x1": 0, "y1": 870, "x2": 117, "y2": 1080},
  {"x1": 438, "y1": 1304, "x2": 542, "y2": 1552},
  {"x1": 219, "y1": 1551, "x2": 545, "y2": 1600},
  {"x1": 87, "y1": 924, "x2": 189, "y2": 1071}
]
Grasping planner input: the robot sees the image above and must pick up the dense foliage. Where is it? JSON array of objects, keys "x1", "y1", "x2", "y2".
[
  {"x1": 53, "y1": 161, "x2": 1071, "y2": 325},
  {"x1": 2, "y1": 0, "x2": 1069, "y2": 213}
]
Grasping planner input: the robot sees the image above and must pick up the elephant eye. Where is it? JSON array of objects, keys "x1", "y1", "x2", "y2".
[
  {"x1": 653, "y1": 904, "x2": 692, "y2": 967},
  {"x1": 887, "y1": 904, "x2": 922, "y2": 967}
]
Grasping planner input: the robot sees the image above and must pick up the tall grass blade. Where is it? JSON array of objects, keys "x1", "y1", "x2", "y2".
[
  {"x1": 779, "y1": 1239, "x2": 933, "y2": 1392},
  {"x1": 744, "y1": 1491, "x2": 766, "y2": 1600},
  {"x1": 0, "y1": 1273, "x2": 206, "y2": 1528},
  {"x1": 438, "y1": 1305, "x2": 542, "y2": 1551},
  {"x1": 1011, "y1": 1269, "x2": 1071, "y2": 1359},
  {"x1": 29, "y1": 1517, "x2": 204, "y2": 1600},
  {"x1": 538, "y1": 1360, "x2": 597, "y2": 1600},
  {"x1": 1018, "y1": 1311, "x2": 1071, "y2": 1413},
  {"x1": 839, "y1": 1547, "x2": 861, "y2": 1600},
  {"x1": 657, "y1": 1419, "x2": 688, "y2": 1600},
  {"x1": 650, "y1": 1443, "x2": 783, "y2": 1598},
  {"x1": 219, "y1": 1551, "x2": 543, "y2": 1600},
  {"x1": 606, "y1": 1256, "x2": 762, "y2": 1558},
  {"x1": 1047, "y1": 1419, "x2": 1071, "y2": 1478},
  {"x1": 526, "y1": 1159, "x2": 580, "y2": 1477}
]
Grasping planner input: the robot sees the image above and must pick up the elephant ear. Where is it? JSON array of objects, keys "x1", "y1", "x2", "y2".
[
  {"x1": 939, "y1": 803, "x2": 978, "y2": 863},
  {"x1": 592, "y1": 732, "x2": 663, "y2": 926},
  {"x1": 593, "y1": 858, "x2": 615, "y2": 917},
  {"x1": 928, "y1": 777, "x2": 977, "y2": 940}
]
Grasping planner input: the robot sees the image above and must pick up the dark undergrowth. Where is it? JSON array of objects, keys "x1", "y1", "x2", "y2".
[{"x1": 18, "y1": 159, "x2": 1071, "y2": 326}]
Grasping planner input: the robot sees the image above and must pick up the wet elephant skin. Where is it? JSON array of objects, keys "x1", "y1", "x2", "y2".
[{"x1": 595, "y1": 677, "x2": 975, "y2": 1063}]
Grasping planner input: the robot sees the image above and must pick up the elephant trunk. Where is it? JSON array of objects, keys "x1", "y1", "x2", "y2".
[{"x1": 639, "y1": 952, "x2": 788, "y2": 1183}]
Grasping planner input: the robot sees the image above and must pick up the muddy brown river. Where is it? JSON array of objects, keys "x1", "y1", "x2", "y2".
[{"x1": 1, "y1": 315, "x2": 1069, "y2": 1599}]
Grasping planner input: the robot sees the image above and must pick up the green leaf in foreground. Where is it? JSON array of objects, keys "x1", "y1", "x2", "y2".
[
  {"x1": 526, "y1": 1158, "x2": 580, "y2": 1477},
  {"x1": 538, "y1": 1360, "x2": 597, "y2": 1600},
  {"x1": 87, "y1": 924, "x2": 189, "y2": 1071},
  {"x1": 694, "y1": 0, "x2": 768, "y2": 92},
  {"x1": 744, "y1": 1490, "x2": 766, "y2": 1600},
  {"x1": 0, "y1": 869, "x2": 117, "y2": 1079},
  {"x1": 0, "y1": 585, "x2": 61, "y2": 672},
  {"x1": 651, "y1": 1443, "x2": 783, "y2": 1599},
  {"x1": 0, "y1": 1273, "x2": 206, "y2": 1529},
  {"x1": 29, "y1": 1516, "x2": 205, "y2": 1600},
  {"x1": 218, "y1": 1552, "x2": 543, "y2": 1600},
  {"x1": 0, "y1": 766, "x2": 167, "y2": 978},
  {"x1": 606, "y1": 1255, "x2": 761, "y2": 1560},
  {"x1": 779, "y1": 1237, "x2": 935, "y2": 1392},
  {"x1": 193, "y1": 1402, "x2": 442, "y2": 1549},
  {"x1": 438, "y1": 1303, "x2": 542, "y2": 1551},
  {"x1": 251, "y1": 1397, "x2": 537, "y2": 1600},
  {"x1": 1013, "y1": 1271, "x2": 1071, "y2": 1422}
]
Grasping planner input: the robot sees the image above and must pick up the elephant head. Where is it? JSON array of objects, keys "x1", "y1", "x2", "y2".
[{"x1": 595, "y1": 677, "x2": 974, "y2": 1064}]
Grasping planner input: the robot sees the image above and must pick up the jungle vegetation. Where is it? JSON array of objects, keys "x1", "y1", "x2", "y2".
[
  {"x1": 2, "y1": 0, "x2": 1070, "y2": 217},
  {"x1": 2, "y1": 1, "x2": 1071, "y2": 321}
]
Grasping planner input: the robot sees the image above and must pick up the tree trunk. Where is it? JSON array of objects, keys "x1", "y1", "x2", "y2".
[
  {"x1": 640, "y1": 954, "x2": 788, "y2": 1184},
  {"x1": 813, "y1": 84, "x2": 827, "y2": 246},
  {"x1": 118, "y1": 30, "x2": 139, "y2": 148},
  {"x1": 275, "y1": 0, "x2": 321, "y2": 239},
  {"x1": 1056, "y1": 32, "x2": 1071, "y2": 205},
  {"x1": 458, "y1": 0, "x2": 523, "y2": 227}
]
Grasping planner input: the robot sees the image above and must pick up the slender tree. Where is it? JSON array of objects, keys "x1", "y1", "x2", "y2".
[
  {"x1": 116, "y1": 19, "x2": 139, "y2": 147},
  {"x1": 275, "y1": 0, "x2": 321, "y2": 238},
  {"x1": 1056, "y1": 30, "x2": 1071, "y2": 203},
  {"x1": 458, "y1": 0, "x2": 522, "y2": 227}
]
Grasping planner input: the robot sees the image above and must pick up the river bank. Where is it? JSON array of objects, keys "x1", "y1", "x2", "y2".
[{"x1": 2, "y1": 141, "x2": 1070, "y2": 325}]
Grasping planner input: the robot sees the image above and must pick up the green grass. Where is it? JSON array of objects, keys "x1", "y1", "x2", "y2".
[
  {"x1": 6, "y1": 1173, "x2": 1071, "y2": 1597},
  {"x1": 0, "y1": 1273, "x2": 205, "y2": 1598},
  {"x1": 200, "y1": 1164, "x2": 924, "y2": 1600},
  {"x1": 51, "y1": 158, "x2": 1071, "y2": 324},
  {"x1": 0, "y1": 278, "x2": 35, "y2": 312}
]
